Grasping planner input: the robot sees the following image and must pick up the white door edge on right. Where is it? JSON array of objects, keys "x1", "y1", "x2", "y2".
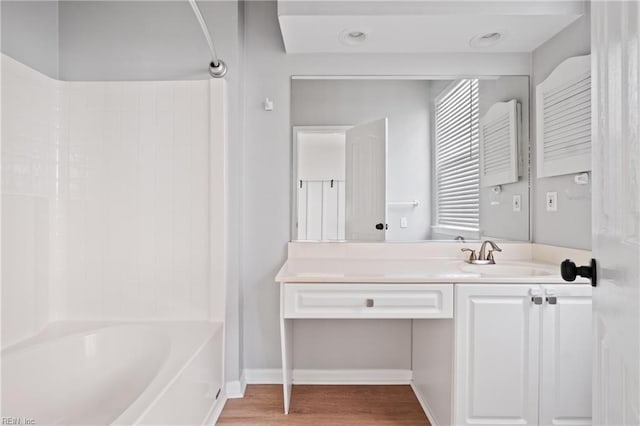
[{"x1": 591, "y1": 2, "x2": 640, "y2": 424}]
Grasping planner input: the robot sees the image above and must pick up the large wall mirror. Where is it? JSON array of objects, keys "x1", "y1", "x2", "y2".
[{"x1": 290, "y1": 76, "x2": 530, "y2": 242}]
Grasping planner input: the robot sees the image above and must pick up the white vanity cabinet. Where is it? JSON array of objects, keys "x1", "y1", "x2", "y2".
[{"x1": 454, "y1": 284, "x2": 592, "y2": 426}]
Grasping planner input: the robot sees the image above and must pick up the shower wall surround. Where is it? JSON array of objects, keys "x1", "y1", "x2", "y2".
[
  {"x1": 59, "y1": 79, "x2": 211, "y2": 320},
  {"x1": 2, "y1": 55, "x2": 59, "y2": 347},
  {"x1": 2, "y1": 55, "x2": 224, "y2": 347}
]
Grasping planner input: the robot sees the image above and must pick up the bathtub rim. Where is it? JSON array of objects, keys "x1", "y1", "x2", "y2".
[{"x1": 1, "y1": 320, "x2": 223, "y2": 425}]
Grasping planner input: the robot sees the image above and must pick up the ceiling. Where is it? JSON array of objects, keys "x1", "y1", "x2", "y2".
[{"x1": 277, "y1": 1, "x2": 585, "y2": 54}]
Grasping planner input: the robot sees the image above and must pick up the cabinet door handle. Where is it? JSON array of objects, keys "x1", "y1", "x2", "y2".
[
  {"x1": 545, "y1": 288, "x2": 557, "y2": 305},
  {"x1": 531, "y1": 296, "x2": 543, "y2": 305},
  {"x1": 366, "y1": 299, "x2": 374, "y2": 308}
]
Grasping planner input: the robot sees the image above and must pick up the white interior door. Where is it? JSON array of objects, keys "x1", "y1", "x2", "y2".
[
  {"x1": 592, "y1": 2, "x2": 640, "y2": 424},
  {"x1": 345, "y1": 118, "x2": 388, "y2": 241}
]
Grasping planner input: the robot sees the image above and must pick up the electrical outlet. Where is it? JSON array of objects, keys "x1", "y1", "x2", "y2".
[
  {"x1": 512, "y1": 195, "x2": 521, "y2": 212},
  {"x1": 546, "y1": 192, "x2": 558, "y2": 212},
  {"x1": 400, "y1": 217, "x2": 408, "y2": 228}
]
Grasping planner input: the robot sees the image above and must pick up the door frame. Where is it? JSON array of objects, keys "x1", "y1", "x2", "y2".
[{"x1": 291, "y1": 125, "x2": 352, "y2": 241}]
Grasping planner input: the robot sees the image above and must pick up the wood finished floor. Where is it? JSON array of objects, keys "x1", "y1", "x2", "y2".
[{"x1": 218, "y1": 385, "x2": 430, "y2": 425}]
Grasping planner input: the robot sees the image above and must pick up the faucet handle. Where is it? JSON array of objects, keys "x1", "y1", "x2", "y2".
[{"x1": 461, "y1": 248, "x2": 477, "y2": 262}]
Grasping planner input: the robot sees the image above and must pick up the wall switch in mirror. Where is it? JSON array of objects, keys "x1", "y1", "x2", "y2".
[
  {"x1": 400, "y1": 217, "x2": 408, "y2": 228},
  {"x1": 512, "y1": 195, "x2": 522, "y2": 212},
  {"x1": 546, "y1": 192, "x2": 558, "y2": 212}
]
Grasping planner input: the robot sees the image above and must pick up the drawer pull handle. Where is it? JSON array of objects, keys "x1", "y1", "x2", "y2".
[{"x1": 366, "y1": 299, "x2": 374, "y2": 308}]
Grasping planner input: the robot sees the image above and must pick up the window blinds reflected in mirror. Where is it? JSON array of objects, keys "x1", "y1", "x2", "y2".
[{"x1": 434, "y1": 79, "x2": 480, "y2": 237}]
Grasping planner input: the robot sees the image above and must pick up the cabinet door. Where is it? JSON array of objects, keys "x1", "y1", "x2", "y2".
[
  {"x1": 539, "y1": 285, "x2": 592, "y2": 426},
  {"x1": 455, "y1": 285, "x2": 541, "y2": 426}
]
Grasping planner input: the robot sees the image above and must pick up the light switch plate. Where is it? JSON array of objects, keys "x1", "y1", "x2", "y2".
[
  {"x1": 546, "y1": 192, "x2": 558, "y2": 212},
  {"x1": 400, "y1": 217, "x2": 408, "y2": 228},
  {"x1": 512, "y1": 195, "x2": 522, "y2": 212}
]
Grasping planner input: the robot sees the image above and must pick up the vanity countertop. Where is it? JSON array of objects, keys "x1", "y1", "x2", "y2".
[{"x1": 275, "y1": 258, "x2": 589, "y2": 284}]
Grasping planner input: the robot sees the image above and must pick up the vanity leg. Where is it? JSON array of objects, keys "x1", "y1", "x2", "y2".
[{"x1": 280, "y1": 283, "x2": 293, "y2": 414}]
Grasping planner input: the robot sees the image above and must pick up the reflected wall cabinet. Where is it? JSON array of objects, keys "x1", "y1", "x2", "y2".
[{"x1": 536, "y1": 55, "x2": 592, "y2": 178}]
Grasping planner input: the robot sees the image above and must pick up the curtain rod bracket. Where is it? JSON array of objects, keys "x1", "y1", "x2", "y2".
[
  {"x1": 189, "y1": 0, "x2": 227, "y2": 78},
  {"x1": 209, "y1": 60, "x2": 227, "y2": 78}
]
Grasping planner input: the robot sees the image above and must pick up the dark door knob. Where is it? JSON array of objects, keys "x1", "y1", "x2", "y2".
[
  {"x1": 561, "y1": 258, "x2": 597, "y2": 287},
  {"x1": 375, "y1": 223, "x2": 384, "y2": 230}
]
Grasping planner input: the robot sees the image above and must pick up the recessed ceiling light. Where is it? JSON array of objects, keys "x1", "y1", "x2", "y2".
[
  {"x1": 339, "y1": 29, "x2": 368, "y2": 46},
  {"x1": 469, "y1": 31, "x2": 505, "y2": 48}
]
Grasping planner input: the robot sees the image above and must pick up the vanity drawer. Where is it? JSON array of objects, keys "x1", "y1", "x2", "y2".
[{"x1": 282, "y1": 283, "x2": 453, "y2": 319}]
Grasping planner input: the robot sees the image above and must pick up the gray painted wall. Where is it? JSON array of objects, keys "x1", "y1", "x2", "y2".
[
  {"x1": 58, "y1": 1, "x2": 239, "y2": 81},
  {"x1": 1, "y1": 1, "x2": 59, "y2": 78},
  {"x1": 531, "y1": 4, "x2": 591, "y2": 250},
  {"x1": 1, "y1": 1, "x2": 242, "y2": 82},
  {"x1": 292, "y1": 79, "x2": 433, "y2": 241},
  {"x1": 242, "y1": 0, "x2": 531, "y2": 371}
]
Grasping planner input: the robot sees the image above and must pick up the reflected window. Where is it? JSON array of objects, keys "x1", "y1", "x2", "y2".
[{"x1": 434, "y1": 79, "x2": 480, "y2": 235}]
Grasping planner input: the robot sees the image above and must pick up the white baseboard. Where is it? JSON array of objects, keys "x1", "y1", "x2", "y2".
[
  {"x1": 241, "y1": 368, "x2": 412, "y2": 385},
  {"x1": 225, "y1": 374, "x2": 248, "y2": 399},
  {"x1": 410, "y1": 381, "x2": 439, "y2": 426},
  {"x1": 294, "y1": 369, "x2": 412, "y2": 384},
  {"x1": 204, "y1": 390, "x2": 227, "y2": 425},
  {"x1": 243, "y1": 368, "x2": 283, "y2": 384}
]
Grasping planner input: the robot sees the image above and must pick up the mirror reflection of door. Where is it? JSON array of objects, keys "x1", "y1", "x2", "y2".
[
  {"x1": 296, "y1": 129, "x2": 347, "y2": 240},
  {"x1": 294, "y1": 119, "x2": 388, "y2": 242},
  {"x1": 345, "y1": 118, "x2": 388, "y2": 241}
]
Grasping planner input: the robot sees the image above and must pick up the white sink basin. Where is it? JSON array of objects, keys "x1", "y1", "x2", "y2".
[{"x1": 459, "y1": 262, "x2": 556, "y2": 277}]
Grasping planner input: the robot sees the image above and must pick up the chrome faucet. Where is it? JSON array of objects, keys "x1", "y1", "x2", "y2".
[
  {"x1": 478, "y1": 240, "x2": 502, "y2": 264},
  {"x1": 461, "y1": 240, "x2": 502, "y2": 264},
  {"x1": 461, "y1": 248, "x2": 477, "y2": 262}
]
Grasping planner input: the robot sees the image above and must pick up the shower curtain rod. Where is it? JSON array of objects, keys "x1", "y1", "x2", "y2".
[{"x1": 188, "y1": 0, "x2": 227, "y2": 78}]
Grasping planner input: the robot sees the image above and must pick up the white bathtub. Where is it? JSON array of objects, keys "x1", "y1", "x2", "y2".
[{"x1": 1, "y1": 321, "x2": 224, "y2": 425}]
